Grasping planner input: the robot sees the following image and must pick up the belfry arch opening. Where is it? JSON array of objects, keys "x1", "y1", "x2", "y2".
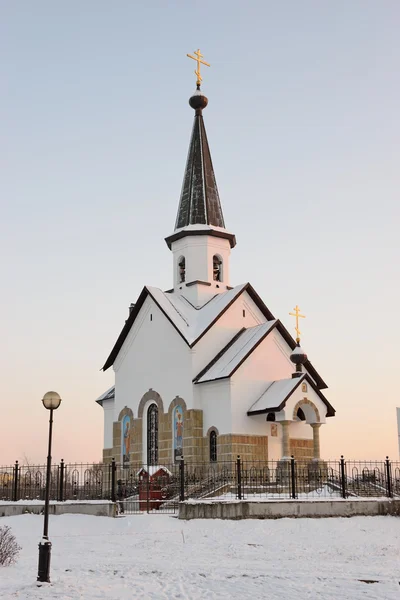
[
  {"x1": 213, "y1": 255, "x2": 223, "y2": 282},
  {"x1": 178, "y1": 256, "x2": 186, "y2": 283}
]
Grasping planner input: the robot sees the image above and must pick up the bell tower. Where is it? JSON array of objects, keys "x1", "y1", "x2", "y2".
[{"x1": 165, "y1": 52, "x2": 236, "y2": 307}]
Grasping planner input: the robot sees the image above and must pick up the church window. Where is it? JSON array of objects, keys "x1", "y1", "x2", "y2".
[
  {"x1": 243, "y1": 309, "x2": 246, "y2": 317},
  {"x1": 266, "y1": 413, "x2": 275, "y2": 422},
  {"x1": 301, "y1": 382, "x2": 308, "y2": 393},
  {"x1": 210, "y1": 431, "x2": 217, "y2": 462},
  {"x1": 297, "y1": 408, "x2": 306, "y2": 421},
  {"x1": 147, "y1": 404, "x2": 158, "y2": 465},
  {"x1": 212, "y1": 255, "x2": 222, "y2": 282},
  {"x1": 178, "y1": 257, "x2": 186, "y2": 283},
  {"x1": 150, "y1": 314, "x2": 153, "y2": 321}
]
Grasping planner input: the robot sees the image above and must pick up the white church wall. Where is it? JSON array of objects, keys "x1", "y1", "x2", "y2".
[
  {"x1": 102, "y1": 398, "x2": 115, "y2": 449},
  {"x1": 172, "y1": 236, "x2": 209, "y2": 287},
  {"x1": 197, "y1": 380, "x2": 232, "y2": 435},
  {"x1": 171, "y1": 235, "x2": 232, "y2": 307},
  {"x1": 113, "y1": 297, "x2": 193, "y2": 420},
  {"x1": 229, "y1": 329, "x2": 295, "y2": 433},
  {"x1": 267, "y1": 424, "x2": 282, "y2": 461},
  {"x1": 171, "y1": 235, "x2": 231, "y2": 288}
]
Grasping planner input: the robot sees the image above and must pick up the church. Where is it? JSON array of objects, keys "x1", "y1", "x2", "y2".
[{"x1": 96, "y1": 53, "x2": 335, "y2": 466}]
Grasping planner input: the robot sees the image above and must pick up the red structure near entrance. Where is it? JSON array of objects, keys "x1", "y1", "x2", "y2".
[{"x1": 138, "y1": 466, "x2": 172, "y2": 511}]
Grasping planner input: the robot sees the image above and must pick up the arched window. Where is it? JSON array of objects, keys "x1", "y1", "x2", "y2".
[
  {"x1": 266, "y1": 413, "x2": 276, "y2": 422},
  {"x1": 212, "y1": 255, "x2": 222, "y2": 282},
  {"x1": 147, "y1": 404, "x2": 158, "y2": 465},
  {"x1": 178, "y1": 257, "x2": 186, "y2": 283},
  {"x1": 210, "y1": 431, "x2": 217, "y2": 462}
]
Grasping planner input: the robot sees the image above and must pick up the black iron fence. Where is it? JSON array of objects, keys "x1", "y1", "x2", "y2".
[{"x1": 0, "y1": 456, "x2": 399, "y2": 513}]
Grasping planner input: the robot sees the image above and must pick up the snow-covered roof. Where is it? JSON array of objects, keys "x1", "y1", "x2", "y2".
[
  {"x1": 248, "y1": 378, "x2": 303, "y2": 414},
  {"x1": 247, "y1": 374, "x2": 335, "y2": 417},
  {"x1": 137, "y1": 466, "x2": 173, "y2": 477},
  {"x1": 95, "y1": 386, "x2": 115, "y2": 405},
  {"x1": 195, "y1": 321, "x2": 277, "y2": 383},
  {"x1": 147, "y1": 283, "x2": 248, "y2": 346},
  {"x1": 102, "y1": 282, "x2": 328, "y2": 391},
  {"x1": 292, "y1": 345, "x2": 306, "y2": 355}
]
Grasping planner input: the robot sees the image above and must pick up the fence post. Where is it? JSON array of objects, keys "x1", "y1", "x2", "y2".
[
  {"x1": 340, "y1": 455, "x2": 346, "y2": 498},
  {"x1": 146, "y1": 469, "x2": 150, "y2": 513},
  {"x1": 111, "y1": 458, "x2": 116, "y2": 503},
  {"x1": 290, "y1": 456, "x2": 296, "y2": 499},
  {"x1": 236, "y1": 455, "x2": 242, "y2": 500},
  {"x1": 12, "y1": 460, "x2": 19, "y2": 502},
  {"x1": 179, "y1": 456, "x2": 185, "y2": 502},
  {"x1": 385, "y1": 456, "x2": 392, "y2": 498},
  {"x1": 59, "y1": 459, "x2": 65, "y2": 502}
]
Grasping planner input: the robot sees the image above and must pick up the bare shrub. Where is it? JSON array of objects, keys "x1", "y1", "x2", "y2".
[{"x1": 0, "y1": 526, "x2": 21, "y2": 566}]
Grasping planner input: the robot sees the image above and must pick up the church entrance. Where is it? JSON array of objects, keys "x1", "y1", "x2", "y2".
[{"x1": 147, "y1": 403, "x2": 159, "y2": 465}]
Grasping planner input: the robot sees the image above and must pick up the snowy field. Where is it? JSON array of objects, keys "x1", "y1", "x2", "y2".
[{"x1": 0, "y1": 514, "x2": 399, "y2": 599}]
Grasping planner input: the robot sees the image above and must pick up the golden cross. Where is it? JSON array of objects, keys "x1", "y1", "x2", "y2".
[
  {"x1": 289, "y1": 305, "x2": 306, "y2": 343},
  {"x1": 187, "y1": 49, "x2": 210, "y2": 87}
]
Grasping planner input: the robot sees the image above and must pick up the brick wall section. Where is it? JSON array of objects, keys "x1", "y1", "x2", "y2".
[
  {"x1": 129, "y1": 418, "x2": 143, "y2": 463},
  {"x1": 290, "y1": 438, "x2": 314, "y2": 460},
  {"x1": 158, "y1": 410, "x2": 172, "y2": 463},
  {"x1": 217, "y1": 434, "x2": 268, "y2": 463},
  {"x1": 103, "y1": 448, "x2": 113, "y2": 462},
  {"x1": 105, "y1": 402, "x2": 269, "y2": 465},
  {"x1": 184, "y1": 409, "x2": 204, "y2": 462}
]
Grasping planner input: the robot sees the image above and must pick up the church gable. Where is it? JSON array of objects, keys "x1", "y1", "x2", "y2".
[
  {"x1": 113, "y1": 295, "x2": 189, "y2": 373},
  {"x1": 113, "y1": 295, "x2": 193, "y2": 414},
  {"x1": 103, "y1": 283, "x2": 250, "y2": 371},
  {"x1": 194, "y1": 321, "x2": 277, "y2": 384},
  {"x1": 247, "y1": 374, "x2": 335, "y2": 420},
  {"x1": 192, "y1": 285, "x2": 327, "y2": 390}
]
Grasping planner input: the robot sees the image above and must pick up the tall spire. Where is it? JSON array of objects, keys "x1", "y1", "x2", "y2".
[
  {"x1": 165, "y1": 53, "x2": 235, "y2": 301},
  {"x1": 174, "y1": 88, "x2": 225, "y2": 231}
]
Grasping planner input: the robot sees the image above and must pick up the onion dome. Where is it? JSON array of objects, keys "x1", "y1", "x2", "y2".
[
  {"x1": 189, "y1": 87, "x2": 208, "y2": 112},
  {"x1": 290, "y1": 344, "x2": 308, "y2": 366}
]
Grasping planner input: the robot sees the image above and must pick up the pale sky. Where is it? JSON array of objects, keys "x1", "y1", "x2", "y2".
[{"x1": 1, "y1": 1, "x2": 399, "y2": 465}]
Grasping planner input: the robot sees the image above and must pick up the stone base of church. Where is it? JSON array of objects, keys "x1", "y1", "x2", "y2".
[
  {"x1": 102, "y1": 403, "x2": 317, "y2": 465},
  {"x1": 217, "y1": 434, "x2": 268, "y2": 462},
  {"x1": 103, "y1": 429, "x2": 269, "y2": 465}
]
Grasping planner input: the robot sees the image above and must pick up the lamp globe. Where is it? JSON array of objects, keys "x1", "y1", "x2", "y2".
[{"x1": 42, "y1": 391, "x2": 62, "y2": 410}]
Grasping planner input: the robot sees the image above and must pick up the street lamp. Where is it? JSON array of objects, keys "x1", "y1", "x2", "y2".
[{"x1": 37, "y1": 391, "x2": 62, "y2": 583}]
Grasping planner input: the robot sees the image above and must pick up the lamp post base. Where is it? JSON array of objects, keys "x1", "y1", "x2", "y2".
[{"x1": 37, "y1": 539, "x2": 52, "y2": 583}]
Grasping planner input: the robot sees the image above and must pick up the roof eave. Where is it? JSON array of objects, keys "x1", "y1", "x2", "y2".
[
  {"x1": 165, "y1": 228, "x2": 236, "y2": 250},
  {"x1": 247, "y1": 373, "x2": 335, "y2": 418}
]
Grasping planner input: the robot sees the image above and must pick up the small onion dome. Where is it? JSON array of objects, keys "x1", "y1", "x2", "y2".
[
  {"x1": 290, "y1": 344, "x2": 307, "y2": 365},
  {"x1": 189, "y1": 88, "x2": 208, "y2": 111}
]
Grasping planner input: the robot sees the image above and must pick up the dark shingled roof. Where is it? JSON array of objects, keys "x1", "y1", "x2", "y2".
[{"x1": 174, "y1": 95, "x2": 225, "y2": 230}]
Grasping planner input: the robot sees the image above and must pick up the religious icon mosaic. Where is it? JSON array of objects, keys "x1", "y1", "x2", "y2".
[
  {"x1": 173, "y1": 405, "x2": 184, "y2": 461},
  {"x1": 122, "y1": 415, "x2": 131, "y2": 466}
]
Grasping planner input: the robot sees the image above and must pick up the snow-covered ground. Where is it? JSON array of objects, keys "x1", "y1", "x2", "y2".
[{"x1": 0, "y1": 513, "x2": 399, "y2": 599}]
